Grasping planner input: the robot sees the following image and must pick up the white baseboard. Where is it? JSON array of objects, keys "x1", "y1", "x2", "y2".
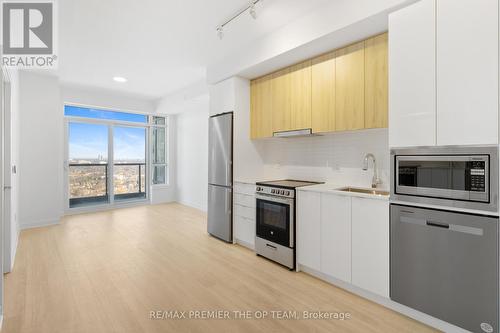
[
  {"x1": 176, "y1": 200, "x2": 207, "y2": 212},
  {"x1": 298, "y1": 265, "x2": 469, "y2": 333},
  {"x1": 235, "y1": 238, "x2": 255, "y2": 250},
  {"x1": 20, "y1": 218, "x2": 60, "y2": 230},
  {"x1": 9, "y1": 229, "x2": 19, "y2": 272}
]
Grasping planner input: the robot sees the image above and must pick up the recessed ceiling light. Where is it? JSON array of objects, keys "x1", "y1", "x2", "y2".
[{"x1": 113, "y1": 76, "x2": 127, "y2": 83}]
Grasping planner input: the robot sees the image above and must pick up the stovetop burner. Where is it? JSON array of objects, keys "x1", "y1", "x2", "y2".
[{"x1": 256, "y1": 179, "x2": 323, "y2": 189}]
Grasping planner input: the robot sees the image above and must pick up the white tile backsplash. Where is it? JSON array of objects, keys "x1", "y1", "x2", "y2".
[{"x1": 252, "y1": 128, "x2": 390, "y2": 189}]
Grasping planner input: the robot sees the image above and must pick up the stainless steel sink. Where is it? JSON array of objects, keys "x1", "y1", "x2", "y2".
[{"x1": 335, "y1": 187, "x2": 389, "y2": 196}]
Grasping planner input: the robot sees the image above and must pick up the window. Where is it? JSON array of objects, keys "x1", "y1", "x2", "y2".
[
  {"x1": 65, "y1": 105, "x2": 148, "y2": 123},
  {"x1": 151, "y1": 116, "x2": 168, "y2": 185},
  {"x1": 64, "y1": 105, "x2": 168, "y2": 209}
]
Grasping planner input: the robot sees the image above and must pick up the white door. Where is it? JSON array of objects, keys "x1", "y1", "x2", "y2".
[
  {"x1": 388, "y1": 0, "x2": 436, "y2": 148},
  {"x1": 436, "y1": 0, "x2": 499, "y2": 145},
  {"x1": 0, "y1": 67, "x2": 5, "y2": 317},
  {"x1": 320, "y1": 194, "x2": 351, "y2": 283},
  {"x1": 2, "y1": 80, "x2": 12, "y2": 273},
  {"x1": 351, "y1": 197, "x2": 389, "y2": 297},
  {"x1": 296, "y1": 191, "x2": 321, "y2": 271}
]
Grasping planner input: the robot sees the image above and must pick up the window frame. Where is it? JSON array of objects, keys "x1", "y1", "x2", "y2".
[
  {"x1": 63, "y1": 103, "x2": 170, "y2": 213},
  {"x1": 150, "y1": 116, "x2": 169, "y2": 187}
]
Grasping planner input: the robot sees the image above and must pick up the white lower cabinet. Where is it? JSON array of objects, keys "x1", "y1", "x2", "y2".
[
  {"x1": 351, "y1": 197, "x2": 389, "y2": 298},
  {"x1": 297, "y1": 191, "x2": 321, "y2": 271},
  {"x1": 297, "y1": 190, "x2": 389, "y2": 298},
  {"x1": 233, "y1": 182, "x2": 256, "y2": 249},
  {"x1": 320, "y1": 194, "x2": 351, "y2": 283}
]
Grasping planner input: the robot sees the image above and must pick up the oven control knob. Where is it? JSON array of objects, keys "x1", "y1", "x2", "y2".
[
  {"x1": 271, "y1": 189, "x2": 275, "y2": 194},
  {"x1": 280, "y1": 190, "x2": 285, "y2": 195},
  {"x1": 285, "y1": 191, "x2": 290, "y2": 196}
]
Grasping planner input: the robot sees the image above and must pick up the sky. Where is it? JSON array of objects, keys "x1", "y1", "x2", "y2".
[{"x1": 66, "y1": 106, "x2": 147, "y2": 162}]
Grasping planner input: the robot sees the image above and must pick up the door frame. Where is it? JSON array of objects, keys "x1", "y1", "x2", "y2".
[
  {"x1": 0, "y1": 65, "x2": 8, "y2": 317},
  {"x1": 63, "y1": 117, "x2": 151, "y2": 214},
  {"x1": 1, "y1": 71, "x2": 12, "y2": 274}
]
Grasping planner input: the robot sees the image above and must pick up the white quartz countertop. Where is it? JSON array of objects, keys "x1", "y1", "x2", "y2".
[
  {"x1": 234, "y1": 179, "x2": 257, "y2": 185},
  {"x1": 297, "y1": 183, "x2": 390, "y2": 201}
]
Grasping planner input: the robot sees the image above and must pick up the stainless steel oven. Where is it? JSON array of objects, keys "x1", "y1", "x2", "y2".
[
  {"x1": 254, "y1": 180, "x2": 323, "y2": 270},
  {"x1": 255, "y1": 189, "x2": 295, "y2": 270},
  {"x1": 391, "y1": 146, "x2": 498, "y2": 212},
  {"x1": 256, "y1": 192, "x2": 294, "y2": 248}
]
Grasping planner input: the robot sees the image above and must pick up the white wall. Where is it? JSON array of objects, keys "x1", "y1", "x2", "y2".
[
  {"x1": 61, "y1": 83, "x2": 157, "y2": 113},
  {"x1": 18, "y1": 71, "x2": 64, "y2": 229},
  {"x1": 208, "y1": 0, "x2": 417, "y2": 83},
  {"x1": 175, "y1": 100, "x2": 209, "y2": 211}
]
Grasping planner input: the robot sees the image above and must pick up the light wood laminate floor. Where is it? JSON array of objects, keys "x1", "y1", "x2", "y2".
[{"x1": 3, "y1": 203, "x2": 436, "y2": 333}]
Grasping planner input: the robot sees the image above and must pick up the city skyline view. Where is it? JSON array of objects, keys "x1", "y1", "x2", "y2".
[{"x1": 68, "y1": 122, "x2": 146, "y2": 162}]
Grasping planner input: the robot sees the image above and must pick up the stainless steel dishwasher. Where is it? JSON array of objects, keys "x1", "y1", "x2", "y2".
[{"x1": 390, "y1": 204, "x2": 499, "y2": 333}]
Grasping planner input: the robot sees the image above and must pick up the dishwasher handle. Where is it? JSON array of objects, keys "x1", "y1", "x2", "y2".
[{"x1": 426, "y1": 220, "x2": 450, "y2": 229}]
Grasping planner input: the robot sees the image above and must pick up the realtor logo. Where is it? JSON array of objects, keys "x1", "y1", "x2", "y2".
[{"x1": 2, "y1": 1, "x2": 57, "y2": 68}]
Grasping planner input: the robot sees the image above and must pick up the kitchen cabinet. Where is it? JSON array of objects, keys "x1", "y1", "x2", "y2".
[
  {"x1": 271, "y1": 61, "x2": 312, "y2": 133},
  {"x1": 233, "y1": 182, "x2": 256, "y2": 249},
  {"x1": 289, "y1": 60, "x2": 312, "y2": 131},
  {"x1": 250, "y1": 75, "x2": 273, "y2": 139},
  {"x1": 297, "y1": 190, "x2": 390, "y2": 298},
  {"x1": 364, "y1": 33, "x2": 388, "y2": 129},
  {"x1": 250, "y1": 34, "x2": 388, "y2": 138},
  {"x1": 335, "y1": 41, "x2": 365, "y2": 131},
  {"x1": 388, "y1": 0, "x2": 436, "y2": 147},
  {"x1": 320, "y1": 193, "x2": 351, "y2": 283},
  {"x1": 351, "y1": 197, "x2": 389, "y2": 298},
  {"x1": 311, "y1": 52, "x2": 336, "y2": 133},
  {"x1": 389, "y1": 0, "x2": 498, "y2": 147},
  {"x1": 297, "y1": 190, "x2": 321, "y2": 271},
  {"x1": 271, "y1": 67, "x2": 291, "y2": 133},
  {"x1": 436, "y1": 0, "x2": 498, "y2": 145}
]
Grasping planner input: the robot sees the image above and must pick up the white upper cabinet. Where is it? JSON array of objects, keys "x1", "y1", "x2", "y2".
[
  {"x1": 320, "y1": 194, "x2": 351, "y2": 283},
  {"x1": 351, "y1": 197, "x2": 389, "y2": 298},
  {"x1": 389, "y1": 0, "x2": 436, "y2": 148},
  {"x1": 436, "y1": 0, "x2": 499, "y2": 145},
  {"x1": 297, "y1": 191, "x2": 321, "y2": 271}
]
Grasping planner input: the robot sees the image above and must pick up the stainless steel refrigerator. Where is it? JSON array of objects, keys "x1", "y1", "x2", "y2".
[{"x1": 207, "y1": 112, "x2": 233, "y2": 242}]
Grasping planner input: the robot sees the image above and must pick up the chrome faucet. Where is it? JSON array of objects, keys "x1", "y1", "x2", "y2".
[{"x1": 362, "y1": 153, "x2": 382, "y2": 188}]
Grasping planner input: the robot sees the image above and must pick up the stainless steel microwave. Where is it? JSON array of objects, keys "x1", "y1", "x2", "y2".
[{"x1": 390, "y1": 146, "x2": 499, "y2": 212}]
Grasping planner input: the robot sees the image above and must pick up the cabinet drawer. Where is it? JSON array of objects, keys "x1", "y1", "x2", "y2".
[
  {"x1": 234, "y1": 204, "x2": 255, "y2": 220},
  {"x1": 234, "y1": 183, "x2": 255, "y2": 195},
  {"x1": 234, "y1": 215, "x2": 256, "y2": 247},
  {"x1": 234, "y1": 193, "x2": 255, "y2": 208}
]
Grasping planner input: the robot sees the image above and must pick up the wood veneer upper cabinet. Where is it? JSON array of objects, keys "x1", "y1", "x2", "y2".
[
  {"x1": 335, "y1": 41, "x2": 365, "y2": 131},
  {"x1": 271, "y1": 67, "x2": 291, "y2": 132},
  {"x1": 250, "y1": 74, "x2": 273, "y2": 139},
  {"x1": 364, "y1": 33, "x2": 388, "y2": 129},
  {"x1": 311, "y1": 52, "x2": 336, "y2": 133},
  {"x1": 289, "y1": 60, "x2": 312, "y2": 131}
]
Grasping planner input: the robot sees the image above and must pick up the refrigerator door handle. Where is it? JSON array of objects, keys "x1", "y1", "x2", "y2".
[{"x1": 226, "y1": 190, "x2": 231, "y2": 214}]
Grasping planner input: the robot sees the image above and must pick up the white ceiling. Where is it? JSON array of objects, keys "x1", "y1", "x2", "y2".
[{"x1": 58, "y1": 0, "x2": 330, "y2": 99}]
